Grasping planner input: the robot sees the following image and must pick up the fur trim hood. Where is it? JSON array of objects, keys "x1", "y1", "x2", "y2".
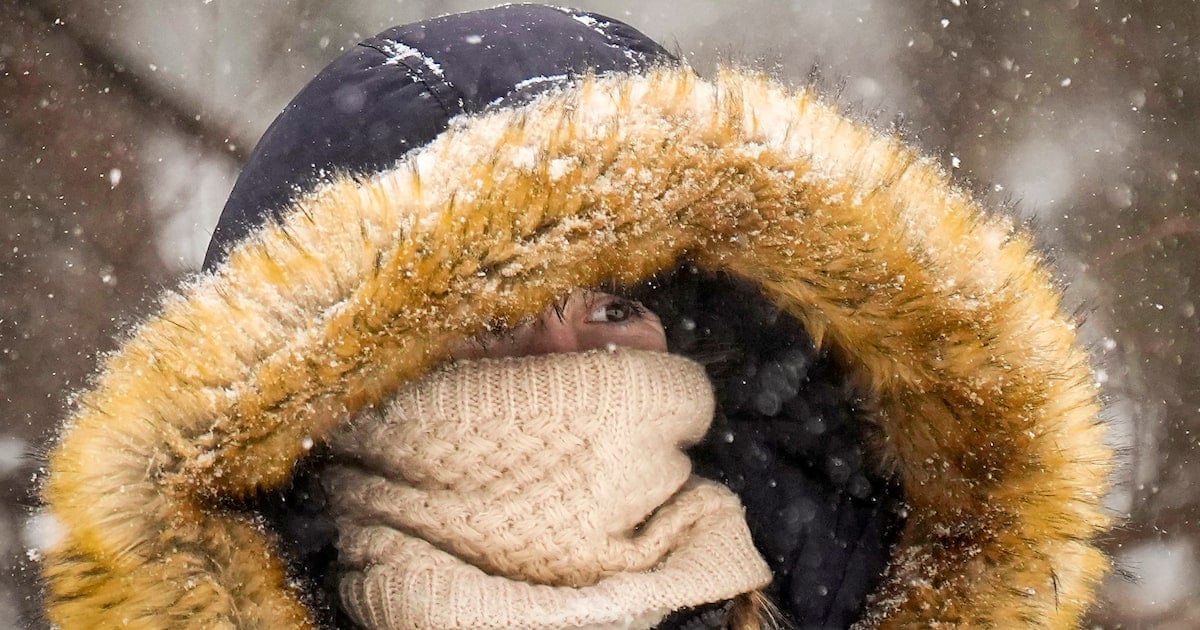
[{"x1": 42, "y1": 6, "x2": 1112, "y2": 629}]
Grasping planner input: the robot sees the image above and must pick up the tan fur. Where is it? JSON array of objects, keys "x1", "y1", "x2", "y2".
[{"x1": 43, "y1": 66, "x2": 1112, "y2": 628}]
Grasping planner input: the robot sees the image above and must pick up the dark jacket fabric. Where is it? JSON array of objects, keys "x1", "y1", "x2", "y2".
[
  {"x1": 42, "y1": 5, "x2": 1113, "y2": 629},
  {"x1": 205, "y1": 5, "x2": 676, "y2": 269}
]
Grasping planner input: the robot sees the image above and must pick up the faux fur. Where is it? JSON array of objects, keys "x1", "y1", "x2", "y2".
[{"x1": 42, "y1": 66, "x2": 1112, "y2": 628}]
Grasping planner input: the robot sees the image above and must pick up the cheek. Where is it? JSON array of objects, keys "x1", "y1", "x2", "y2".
[
  {"x1": 587, "y1": 321, "x2": 666, "y2": 352},
  {"x1": 523, "y1": 320, "x2": 582, "y2": 356},
  {"x1": 635, "y1": 321, "x2": 668, "y2": 352}
]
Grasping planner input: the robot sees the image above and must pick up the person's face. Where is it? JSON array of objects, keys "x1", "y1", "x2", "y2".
[{"x1": 451, "y1": 289, "x2": 666, "y2": 359}]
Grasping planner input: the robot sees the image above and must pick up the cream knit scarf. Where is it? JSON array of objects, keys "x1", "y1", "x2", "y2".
[{"x1": 323, "y1": 349, "x2": 771, "y2": 630}]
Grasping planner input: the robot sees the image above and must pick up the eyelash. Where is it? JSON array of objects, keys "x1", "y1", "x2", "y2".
[
  {"x1": 589, "y1": 296, "x2": 646, "y2": 323},
  {"x1": 621, "y1": 299, "x2": 648, "y2": 317}
]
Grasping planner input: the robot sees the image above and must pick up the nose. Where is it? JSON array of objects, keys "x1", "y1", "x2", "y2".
[{"x1": 527, "y1": 312, "x2": 585, "y2": 355}]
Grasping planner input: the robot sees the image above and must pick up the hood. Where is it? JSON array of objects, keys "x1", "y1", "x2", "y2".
[
  {"x1": 204, "y1": 4, "x2": 676, "y2": 268},
  {"x1": 42, "y1": 6, "x2": 1113, "y2": 629}
]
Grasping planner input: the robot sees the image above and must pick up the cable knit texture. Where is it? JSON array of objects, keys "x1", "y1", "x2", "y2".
[{"x1": 324, "y1": 349, "x2": 772, "y2": 629}]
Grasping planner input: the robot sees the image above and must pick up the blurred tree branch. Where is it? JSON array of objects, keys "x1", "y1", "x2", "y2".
[
  {"x1": 1105, "y1": 216, "x2": 1200, "y2": 262},
  {"x1": 19, "y1": 0, "x2": 253, "y2": 161}
]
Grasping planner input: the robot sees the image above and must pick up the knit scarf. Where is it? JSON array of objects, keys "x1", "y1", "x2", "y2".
[{"x1": 323, "y1": 349, "x2": 771, "y2": 629}]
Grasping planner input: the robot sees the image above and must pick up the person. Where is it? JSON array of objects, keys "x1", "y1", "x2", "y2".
[{"x1": 40, "y1": 5, "x2": 1114, "y2": 629}]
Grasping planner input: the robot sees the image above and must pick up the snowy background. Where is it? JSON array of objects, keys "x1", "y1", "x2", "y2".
[{"x1": 1, "y1": 0, "x2": 1196, "y2": 627}]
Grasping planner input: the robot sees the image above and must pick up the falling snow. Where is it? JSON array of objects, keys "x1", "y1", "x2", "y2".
[{"x1": 4, "y1": 2, "x2": 1196, "y2": 628}]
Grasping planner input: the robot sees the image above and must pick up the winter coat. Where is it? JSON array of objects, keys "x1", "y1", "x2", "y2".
[{"x1": 41, "y1": 5, "x2": 1113, "y2": 629}]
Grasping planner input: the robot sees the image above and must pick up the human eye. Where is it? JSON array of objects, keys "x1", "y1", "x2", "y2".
[{"x1": 586, "y1": 296, "x2": 646, "y2": 324}]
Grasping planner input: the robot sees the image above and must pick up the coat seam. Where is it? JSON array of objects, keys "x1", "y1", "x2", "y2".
[{"x1": 357, "y1": 39, "x2": 464, "y2": 119}]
